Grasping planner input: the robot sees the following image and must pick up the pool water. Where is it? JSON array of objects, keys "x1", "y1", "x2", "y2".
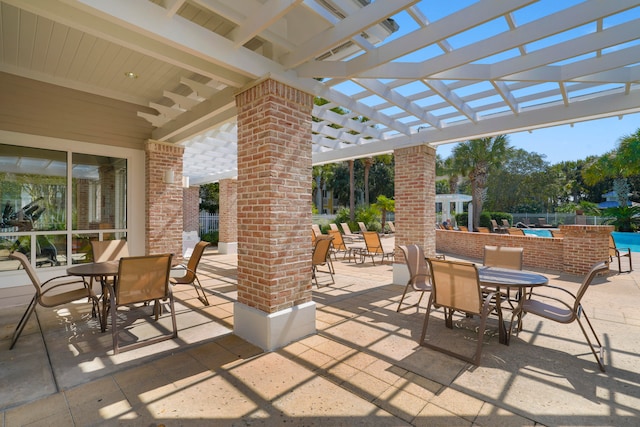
[
  {"x1": 611, "y1": 231, "x2": 640, "y2": 253},
  {"x1": 522, "y1": 229, "x2": 552, "y2": 238}
]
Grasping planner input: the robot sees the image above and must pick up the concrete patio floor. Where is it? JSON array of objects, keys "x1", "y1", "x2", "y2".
[{"x1": 1, "y1": 247, "x2": 639, "y2": 426}]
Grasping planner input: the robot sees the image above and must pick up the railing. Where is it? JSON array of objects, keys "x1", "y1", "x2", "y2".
[{"x1": 199, "y1": 212, "x2": 219, "y2": 235}]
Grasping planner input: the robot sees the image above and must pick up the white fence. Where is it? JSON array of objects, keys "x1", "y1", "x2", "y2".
[{"x1": 199, "y1": 212, "x2": 219, "y2": 235}]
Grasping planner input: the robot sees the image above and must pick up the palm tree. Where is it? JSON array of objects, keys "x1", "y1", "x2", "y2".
[
  {"x1": 373, "y1": 195, "x2": 395, "y2": 231},
  {"x1": 452, "y1": 135, "x2": 511, "y2": 229}
]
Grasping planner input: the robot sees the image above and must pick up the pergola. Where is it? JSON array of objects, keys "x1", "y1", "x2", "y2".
[
  {"x1": 1, "y1": 0, "x2": 639, "y2": 183},
  {"x1": 2, "y1": 0, "x2": 640, "y2": 350}
]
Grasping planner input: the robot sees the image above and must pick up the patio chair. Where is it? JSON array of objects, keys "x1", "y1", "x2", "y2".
[
  {"x1": 312, "y1": 235, "x2": 334, "y2": 287},
  {"x1": 327, "y1": 229, "x2": 349, "y2": 260},
  {"x1": 609, "y1": 234, "x2": 632, "y2": 273},
  {"x1": 170, "y1": 241, "x2": 210, "y2": 305},
  {"x1": 483, "y1": 245, "x2": 524, "y2": 306},
  {"x1": 509, "y1": 261, "x2": 609, "y2": 372},
  {"x1": 312, "y1": 224, "x2": 322, "y2": 237},
  {"x1": 420, "y1": 258, "x2": 501, "y2": 366},
  {"x1": 360, "y1": 231, "x2": 394, "y2": 265},
  {"x1": 91, "y1": 239, "x2": 129, "y2": 262},
  {"x1": 357, "y1": 221, "x2": 368, "y2": 234},
  {"x1": 340, "y1": 222, "x2": 362, "y2": 242},
  {"x1": 508, "y1": 228, "x2": 525, "y2": 236},
  {"x1": 397, "y1": 245, "x2": 432, "y2": 312},
  {"x1": 490, "y1": 219, "x2": 508, "y2": 233},
  {"x1": 483, "y1": 246, "x2": 523, "y2": 270},
  {"x1": 329, "y1": 223, "x2": 340, "y2": 232},
  {"x1": 110, "y1": 253, "x2": 176, "y2": 354},
  {"x1": 9, "y1": 252, "x2": 102, "y2": 349},
  {"x1": 501, "y1": 219, "x2": 511, "y2": 229}
]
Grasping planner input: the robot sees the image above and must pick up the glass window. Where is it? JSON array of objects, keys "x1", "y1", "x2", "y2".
[{"x1": 0, "y1": 144, "x2": 128, "y2": 269}]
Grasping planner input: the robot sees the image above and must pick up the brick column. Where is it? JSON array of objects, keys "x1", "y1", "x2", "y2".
[
  {"x1": 145, "y1": 140, "x2": 184, "y2": 258},
  {"x1": 393, "y1": 144, "x2": 436, "y2": 284},
  {"x1": 560, "y1": 225, "x2": 613, "y2": 275},
  {"x1": 182, "y1": 185, "x2": 200, "y2": 233},
  {"x1": 218, "y1": 178, "x2": 238, "y2": 254},
  {"x1": 234, "y1": 78, "x2": 315, "y2": 350}
]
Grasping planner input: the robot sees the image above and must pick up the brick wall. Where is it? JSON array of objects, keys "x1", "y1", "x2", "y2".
[
  {"x1": 219, "y1": 178, "x2": 237, "y2": 243},
  {"x1": 235, "y1": 79, "x2": 313, "y2": 314},
  {"x1": 182, "y1": 186, "x2": 200, "y2": 233},
  {"x1": 145, "y1": 140, "x2": 184, "y2": 258},
  {"x1": 436, "y1": 224, "x2": 613, "y2": 275},
  {"x1": 395, "y1": 145, "x2": 437, "y2": 259}
]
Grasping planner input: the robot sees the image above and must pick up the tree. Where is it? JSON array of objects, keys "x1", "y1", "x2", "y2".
[
  {"x1": 349, "y1": 159, "x2": 355, "y2": 221},
  {"x1": 452, "y1": 135, "x2": 511, "y2": 228},
  {"x1": 199, "y1": 183, "x2": 219, "y2": 213},
  {"x1": 363, "y1": 157, "x2": 373, "y2": 205},
  {"x1": 373, "y1": 195, "x2": 395, "y2": 231}
]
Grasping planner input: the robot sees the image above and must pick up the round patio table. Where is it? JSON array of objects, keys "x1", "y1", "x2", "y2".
[
  {"x1": 67, "y1": 261, "x2": 119, "y2": 332},
  {"x1": 477, "y1": 266, "x2": 548, "y2": 345}
]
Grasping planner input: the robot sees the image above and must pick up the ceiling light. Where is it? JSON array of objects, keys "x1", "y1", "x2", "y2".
[{"x1": 124, "y1": 71, "x2": 138, "y2": 79}]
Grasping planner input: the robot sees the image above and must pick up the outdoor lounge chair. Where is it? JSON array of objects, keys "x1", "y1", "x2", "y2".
[
  {"x1": 397, "y1": 245, "x2": 432, "y2": 312},
  {"x1": 609, "y1": 234, "x2": 632, "y2": 272},
  {"x1": 312, "y1": 235, "x2": 334, "y2": 287},
  {"x1": 312, "y1": 224, "x2": 322, "y2": 237},
  {"x1": 340, "y1": 222, "x2": 362, "y2": 242},
  {"x1": 360, "y1": 231, "x2": 395, "y2": 265},
  {"x1": 476, "y1": 227, "x2": 490, "y2": 233},
  {"x1": 508, "y1": 228, "x2": 525, "y2": 236},
  {"x1": 509, "y1": 261, "x2": 609, "y2": 372},
  {"x1": 9, "y1": 252, "x2": 102, "y2": 349},
  {"x1": 357, "y1": 221, "x2": 368, "y2": 234},
  {"x1": 329, "y1": 223, "x2": 340, "y2": 232},
  {"x1": 421, "y1": 258, "x2": 502, "y2": 366},
  {"x1": 490, "y1": 219, "x2": 508, "y2": 233},
  {"x1": 170, "y1": 240, "x2": 210, "y2": 305},
  {"x1": 386, "y1": 221, "x2": 396, "y2": 233},
  {"x1": 501, "y1": 219, "x2": 511, "y2": 229},
  {"x1": 327, "y1": 229, "x2": 349, "y2": 260},
  {"x1": 110, "y1": 254, "x2": 176, "y2": 354}
]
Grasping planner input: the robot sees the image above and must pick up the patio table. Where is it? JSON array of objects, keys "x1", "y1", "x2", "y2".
[
  {"x1": 67, "y1": 261, "x2": 119, "y2": 332},
  {"x1": 478, "y1": 266, "x2": 548, "y2": 345}
]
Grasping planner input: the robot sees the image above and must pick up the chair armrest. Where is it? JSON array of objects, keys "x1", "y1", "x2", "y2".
[{"x1": 42, "y1": 275, "x2": 89, "y2": 288}]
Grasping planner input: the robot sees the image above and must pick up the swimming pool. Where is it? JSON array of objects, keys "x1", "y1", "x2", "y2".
[
  {"x1": 522, "y1": 229, "x2": 552, "y2": 238},
  {"x1": 611, "y1": 231, "x2": 640, "y2": 253}
]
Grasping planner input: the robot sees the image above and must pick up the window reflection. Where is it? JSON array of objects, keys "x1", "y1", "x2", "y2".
[{"x1": 0, "y1": 144, "x2": 128, "y2": 269}]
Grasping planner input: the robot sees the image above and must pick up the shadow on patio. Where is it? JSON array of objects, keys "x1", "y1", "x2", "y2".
[{"x1": 1, "y1": 248, "x2": 640, "y2": 425}]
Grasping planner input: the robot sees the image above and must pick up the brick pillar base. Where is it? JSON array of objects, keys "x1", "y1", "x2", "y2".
[
  {"x1": 234, "y1": 78, "x2": 315, "y2": 350},
  {"x1": 560, "y1": 225, "x2": 613, "y2": 275},
  {"x1": 393, "y1": 144, "x2": 436, "y2": 285},
  {"x1": 145, "y1": 140, "x2": 184, "y2": 258},
  {"x1": 219, "y1": 178, "x2": 238, "y2": 254}
]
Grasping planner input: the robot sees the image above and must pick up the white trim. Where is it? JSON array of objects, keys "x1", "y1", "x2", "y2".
[{"x1": 234, "y1": 301, "x2": 316, "y2": 351}]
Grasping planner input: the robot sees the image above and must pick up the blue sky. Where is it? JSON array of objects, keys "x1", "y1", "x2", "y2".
[{"x1": 435, "y1": 112, "x2": 640, "y2": 164}]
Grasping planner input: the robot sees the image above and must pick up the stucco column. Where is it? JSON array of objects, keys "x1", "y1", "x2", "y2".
[
  {"x1": 218, "y1": 178, "x2": 238, "y2": 254},
  {"x1": 145, "y1": 140, "x2": 184, "y2": 259},
  {"x1": 393, "y1": 144, "x2": 437, "y2": 285},
  {"x1": 233, "y1": 78, "x2": 315, "y2": 350}
]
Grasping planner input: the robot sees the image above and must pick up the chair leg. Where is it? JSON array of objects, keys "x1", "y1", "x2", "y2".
[
  {"x1": 192, "y1": 276, "x2": 209, "y2": 306},
  {"x1": 576, "y1": 307, "x2": 606, "y2": 372},
  {"x1": 10, "y1": 295, "x2": 37, "y2": 350},
  {"x1": 419, "y1": 294, "x2": 435, "y2": 344}
]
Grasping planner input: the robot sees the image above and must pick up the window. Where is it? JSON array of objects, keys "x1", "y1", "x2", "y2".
[{"x1": 0, "y1": 143, "x2": 127, "y2": 270}]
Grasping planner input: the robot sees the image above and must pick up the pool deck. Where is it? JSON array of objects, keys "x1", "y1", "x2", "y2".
[{"x1": 1, "y1": 248, "x2": 640, "y2": 426}]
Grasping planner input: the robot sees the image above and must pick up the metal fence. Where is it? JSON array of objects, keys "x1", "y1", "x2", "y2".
[{"x1": 199, "y1": 212, "x2": 219, "y2": 235}]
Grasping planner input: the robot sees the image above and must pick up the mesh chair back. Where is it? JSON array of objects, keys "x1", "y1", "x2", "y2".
[
  {"x1": 117, "y1": 254, "x2": 172, "y2": 305},
  {"x1": 92, "y1": 240, "x2": 129, "y2": 262},
  {"x1": 312, "y1": 224, "x2": 322, "y2": 237},
  {"x1": 574, "y1": 262, "x2": 608, "y2": 312},
  {"x1": 340, "y1": 223, "x2": 355, "y2": 236},
  {"x1": 483, "y1": 245, "x2": 523, "y2": 270},
  {"x1": 400, "y1": 245, "x2": 429, "y2": 284},
  {"x1": 178, "y1": 241, "x2": 209, "y2": 284},
  {"x1": 608, "y1": 234, "x2": 618, "y2": 257},
  {"x1": 329, "y1": 223, "x2": 340, "y2": 232},
  {"x1": 358, "y1": 222, "x2": 368, "y2": 233},
  {"x1": 428, "y1": 259, "x2": 481, "y2": 315},
  {"x1": 9, "y1": 252, "x2": 43, "y2": 296},
  {"x1": 327, "y1": 230, "x2": 346, "y2": 251},
  {"x1": 363, "y1": 231, "x2": 383, "y2": 254},
  {"x1": 312, "y1": 236, "x2": 333, "y2": 266}
]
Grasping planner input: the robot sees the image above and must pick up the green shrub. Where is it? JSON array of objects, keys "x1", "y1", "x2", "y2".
[{"x1": 201, "y1": 231, "x2": 219, "y2": 245}]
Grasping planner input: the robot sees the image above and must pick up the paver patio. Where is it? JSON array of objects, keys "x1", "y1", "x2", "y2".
[{"x1": 1, "y1": 247, "x2": 639, "y2": 426}]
